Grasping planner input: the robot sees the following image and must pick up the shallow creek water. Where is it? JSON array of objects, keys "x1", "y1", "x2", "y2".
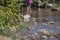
[{"x1": 20, "y1": 7, "x2": 60, "y2": 40}]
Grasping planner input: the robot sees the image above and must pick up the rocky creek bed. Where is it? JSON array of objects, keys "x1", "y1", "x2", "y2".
[
  {"x1": 0, "y1": 7, "x2": 60, "y2": 40},
  {"x1": 18, "y1": 7, "x2": 60, "y2": 40}
]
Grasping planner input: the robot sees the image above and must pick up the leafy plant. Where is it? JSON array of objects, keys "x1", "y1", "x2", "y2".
[{"x1": 0, "y1": 0, "x2": 29, "y2": 37}]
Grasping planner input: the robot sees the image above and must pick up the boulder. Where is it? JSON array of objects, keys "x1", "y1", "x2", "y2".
[{"x1": 39, "y1": 29, "x2": 50, "y2": 35}]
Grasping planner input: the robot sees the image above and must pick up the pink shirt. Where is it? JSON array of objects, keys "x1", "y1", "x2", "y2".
[{"x1": 26, "y1": 0, "x2": 33, "y2": 4}]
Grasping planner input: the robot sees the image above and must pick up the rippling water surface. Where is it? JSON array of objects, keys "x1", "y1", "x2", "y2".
[{"x1": 21, "y1": 7, "x2": 60, "y2": 40}]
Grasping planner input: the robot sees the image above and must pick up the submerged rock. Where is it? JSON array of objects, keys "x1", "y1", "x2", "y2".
[
  {"x1": 42, "y1": 35, "x2": 48, "y2": 40},
  {"x1": 46, "y1": 22, "x2": 54, "y2": 25},
  {"x1": 38, "y1": 29, "x2": 50, "y2": 35},
  {"x1": 51, "y1": 8, "x2": 59, "y2": 11}
]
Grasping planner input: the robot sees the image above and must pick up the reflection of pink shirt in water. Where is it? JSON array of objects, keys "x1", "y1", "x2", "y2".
[{"x1": 27, "y1": 0, "x2": 32, "y2": 4}]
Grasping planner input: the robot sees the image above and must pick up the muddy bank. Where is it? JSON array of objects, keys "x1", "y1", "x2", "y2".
[{"x1": 0, "y1": 35, "x2": 12, "y2": 40}]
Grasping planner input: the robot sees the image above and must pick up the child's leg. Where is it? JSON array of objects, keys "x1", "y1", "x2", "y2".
[
  {"x1": 27, "y1": 4, "x2": 31, "y2": 14},
  {"x1": 27, "y1": 6, "x2": 30, "y2": 14},
  {"x1": 28, "y1": 5, "x2": 31, "y2": 16}
]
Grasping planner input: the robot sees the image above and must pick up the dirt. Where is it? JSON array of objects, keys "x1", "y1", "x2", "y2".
[{"x1": 0, "y1": 35, "x2": 12, "y2": 40}]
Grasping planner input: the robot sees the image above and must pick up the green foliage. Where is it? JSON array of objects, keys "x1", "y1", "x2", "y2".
[
  {"x1": 0, "y1": 0, "x2": 29, "y2": 37},
  {"x1": 42, "y1": 0, "x2": 60, "y2": 8},
  {"x1": 0, "y1": 6, "x2": 19, "y2": 35}
]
